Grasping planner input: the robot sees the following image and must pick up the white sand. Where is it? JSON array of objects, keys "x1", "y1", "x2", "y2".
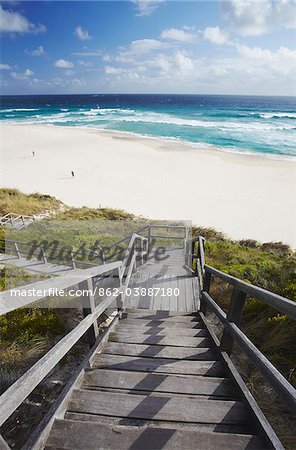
[{"x1": 1, "y1": 124, "x2": 296, "y2": 247}]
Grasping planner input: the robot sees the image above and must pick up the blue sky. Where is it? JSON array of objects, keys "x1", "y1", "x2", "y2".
[{"x1": 1, "y1": 0, "x2": 296, "y2": 95}]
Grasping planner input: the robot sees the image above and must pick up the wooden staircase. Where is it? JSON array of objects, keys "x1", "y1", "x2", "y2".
[{"x1": 45, "y1": 308, "x2": 271, "y2": 450}]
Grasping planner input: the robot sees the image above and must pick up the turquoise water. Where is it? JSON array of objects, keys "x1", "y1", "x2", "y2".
[{"x1": 1, "y1": 94, "x2": 295, "y2": 159}]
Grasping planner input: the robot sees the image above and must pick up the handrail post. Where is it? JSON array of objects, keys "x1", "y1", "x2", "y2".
[
  {"x1": 191, "y1": 239, "x2": 196, "y2": 257},
  {"x1": 39, "y1": 245, "x2": 47, "y2": 264},
  {"x1": 148, "y1": 226, "x2": 151, "y2": 252},
  {"x1": 101, "y1": 250, "x2": 106, "y2": 265},
  {"x1": 117, "y1": 265, "x2": 123, "y2": 310},
  {"x1": 200, "y1": 270, "x2": 211, "y2": 314},
  {"x1": 70, "y1": 251, "x2": 76, "y2": 269},
  {"x1": 13, "y1": 242, "x2": 21, "y2": 258},
  {"x1": 141, "y1": 239, "x2": 144, "y2": 266},
  {"x1": 198, "y1": 236, "x2": 205, "y2": 276},
  {"x1": 80, "y1": 277, "x2": 99, "y2": 348},
  {"x1": 220, "y1": 286, "x2": 247, "y2": 355}
]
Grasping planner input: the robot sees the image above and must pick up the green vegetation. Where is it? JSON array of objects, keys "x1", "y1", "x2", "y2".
[
  {"x1": 0, "y1": 188, "x2": 133, "y2": 221},
  {"x1": 0, "y1": 188, "x2": 62, "y2": 215}
]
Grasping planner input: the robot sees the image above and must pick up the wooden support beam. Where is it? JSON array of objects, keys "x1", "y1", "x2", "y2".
[
  {"x1": 220, "y1": 287, "x2": 247, "y2": 355},
  {"x1": 80, "y1": 278, "x2": 99, "y2": 347}
]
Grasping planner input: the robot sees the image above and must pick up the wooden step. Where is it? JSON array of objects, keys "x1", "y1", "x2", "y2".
[
  {"x1": 125, "y1": 309, "x2": 198, "y2": 317},
  {"x1": 119, "y1": 318, "x2": 203, "y2": 329},
  {"x1": 116, "y1": 325, "x2": 208, "y2": 337},
  {"x1": 83, "y1": 368, "x2": 234, "y2": 398},
  {"x1": 102, "y1": 342, "x2": 218, "y2": 361},
  {"x1": 124, "y1": 313, "x2": 200, "y2": 323},
  {"x1": 46, "y1": 420, "x2": 268, "y2": 450},
  {"x1": 126, "y1": 308, "x2": 192, "y2": 315},
  {"x1": 91, "y1": 354, "x2": 224, "y2": 376},
  {"x1": 67, "y1": 390, "x2": 249, "y2": 426},
  {"x1": 109, "y1": 331, "x2": 211, "y2": 348}
]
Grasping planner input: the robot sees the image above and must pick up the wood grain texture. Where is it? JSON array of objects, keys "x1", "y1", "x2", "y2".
[
  {"x1": 119, "y1": 318, "x2": 203, "y2": 328},
  {"x1": 91, "y1": 354, "x2": 224, "y2": 376},
  {"x1": 68, "y1": 390, "x2": 248, "y2": 425},
  {"x1": 102, "y1": 342, "x2": 218, "y2": 361},
  {"x1": 46, "y1": 420, "x2": 268, "y2": 450},
  {"x1": 109, "y1": 331, "x2": 211, "y2": 348},
  {"x1": 115, "y1": 325, "x2": 207, "y2": 337},
  {"x1": 83, "y1": 369, "x2": 234, "y2": 398}
]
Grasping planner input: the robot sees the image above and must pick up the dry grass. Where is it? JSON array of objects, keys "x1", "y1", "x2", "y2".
[{"x1": 0, "y1": 188, "x2": 62, "y2": 216}]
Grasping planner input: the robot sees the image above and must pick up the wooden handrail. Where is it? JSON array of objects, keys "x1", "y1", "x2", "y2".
[
  {"x1": 0, "y1": 287, "x2": 122, "y2": 427},
  {"x1": 189, "y1": 235, "x2": 296, "y2": 417},
  {"x1": 204, "y1": 264, "x2": 296, "y2": 320},
  {"x1": 202, "y1": 291, "x2": 296, "y2": 414},
  {"x1": 0, "y1": 261, "x2": 122, "y2": 315},
  {"x1": 0, "y1": 229, "x2": 145, "y2": 429}
]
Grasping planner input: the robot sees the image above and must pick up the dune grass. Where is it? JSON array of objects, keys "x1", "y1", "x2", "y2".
[{"x1": 0, "y1": 188, "x2": 62, "y2": 216}]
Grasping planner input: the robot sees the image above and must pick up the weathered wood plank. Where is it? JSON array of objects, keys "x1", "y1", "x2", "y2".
[
  {"x1": 83, "y1": 369, "x2": 234, "y2": 398},
  {"x1": 63, "y1": 412, "x2": 256, "y2": 435},
  {"x1": 109, "y1": 331, "x2": 211, "y2": 348},
  {"x1": 119, "y1": 318, "x2": 203, "y2": 329},
  {"x1": 176, "y1": 276, "x2": 186, "y2": 311},
  {"x1": 91, "y1": 354, "x2": 224, "y2": 376},
  {"x1": 68, "y1": 390, "x2": 248, "y2": 425},
  {"x1": 102, "y1": 342, "x2": 219, "y2": 361},
  {"x1": 115, "y1": 325, "x2": 208, "y2": 337},
  {"x1": 46, "y1": 420, "x2": 268, "y2": 450},
  {"x1": 125, "y1": 308, "x2": 194, "y2": 316},
  {"x1": 124, "y1": 313, "x2": 200, "y2": 323},
  {"x1": 185, "y1": 278, "x2": 194, "y2": 312}
]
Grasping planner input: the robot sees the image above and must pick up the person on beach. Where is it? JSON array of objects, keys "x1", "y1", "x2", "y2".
[
  {"x1": 71, "y1": 171, "x2": 75, "y2": 178},
  {"x1": 32, "y1": 151, "x2": 35, "y2": 157}
]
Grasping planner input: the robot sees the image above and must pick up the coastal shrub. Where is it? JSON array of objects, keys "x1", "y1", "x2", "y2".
[
  {"x1": 0, "y1": 309, "x2": 64, "y2": 343},
  {"x1": 56, "y1": 206, "x2": 134, "y2": 221},
  {"x1": 0, "y1": 188, "x2": 61, "y2": 215}
]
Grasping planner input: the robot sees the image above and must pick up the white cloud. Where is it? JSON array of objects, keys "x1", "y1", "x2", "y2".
[
  {"x1": 10, "y1": 68, "x2": 34, "y2": 80},
  {"x1": 98, "y1": 40, "x2": 296, "y2": 95},
  {"x1": 104, "y1": 66, "x2": 123, "y2": 75},
  {"x1": 54, "y1": 59, "x2": 74, "y2": 69},
  {"x1": 161, "y1": 27, "x2": 197, "y2": 42},
  {"x1": 133, "y1": 0, "x2": 165, "y2": 16},
  {"x1": 130, "y1": 38, "x2": 169, "y2": 53},
  {"x1": 222, "y1": 0, "x2": 296, "y2": 36},
  {"x1": 203, "y1": 26, "x2": 229, "y2": 45},
  {"x1": 78, "y1": 60, "x2": 93, "y2": 67},
  {"x1": 72, "y1": 49, "x2": 102, "y2": 57},
  {"x1": 236, "y1": 44, "x2": 296, "y2": 64},
  {"x1": 74, "y1": 25, "x2": 92, "y2": 41},
  {"x1": 175, "y1": 51, "x2": 194, "y2": 75},
  {"x1": 0, "y1": 63, "x2": 12, "y2": 70},
  {"x1": 26, "y1": 45, "x2": 45, "y2": 56},
  {"x1": 114, "y1": 38, "x2": 170, "y2": 63},
  {"x1": 0, "y1": 5, "x2": 46, "y2": 34}
]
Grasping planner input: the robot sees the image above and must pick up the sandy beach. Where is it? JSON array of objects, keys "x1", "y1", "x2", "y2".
[{"x1": 1, "y1": 124, "x2": 296, "y2": 247}]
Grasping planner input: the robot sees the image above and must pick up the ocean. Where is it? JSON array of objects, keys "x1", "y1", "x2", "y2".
[{"x1": 1, "y1": 94, "x2": 295, "y2": 159}]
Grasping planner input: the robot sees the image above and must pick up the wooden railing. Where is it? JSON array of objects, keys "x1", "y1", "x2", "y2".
[
  {"x1": 0, "y1": 238, "x2": 105, "y2": 269},
  {"x1": 0, "y1": 233, "x2": 148, "y2": 439},
  {"x1": 0, "y1": 212, "x2": 35, "y2": 229},
  {"x1": 191, "y1": 237, "x2": 296, "y2": 415},
  {"x1": 0, "y1": 224, "x2": 189, "y2": 271}
]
